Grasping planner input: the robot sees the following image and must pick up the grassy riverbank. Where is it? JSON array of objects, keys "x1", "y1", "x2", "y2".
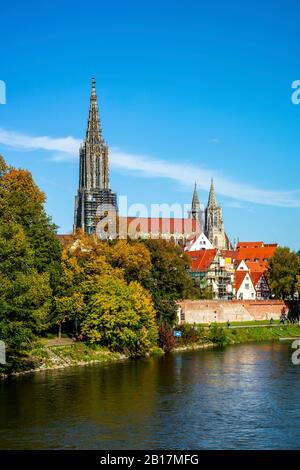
[
  {"x1": 174, "y1": 323, "x2": 300, "y2": 351},
  {"x1": 0, "y1": 343, "x2": 127, "y2": 379},
  {"x1": 31, "y1": 342, "x2": 126, "y2": 369},
  {"x1": 223, "y1": 323, "x2": 300, "y2": 345},
  {"x1": 2, "y1": 324, "x2": 300, "y2": 379}
]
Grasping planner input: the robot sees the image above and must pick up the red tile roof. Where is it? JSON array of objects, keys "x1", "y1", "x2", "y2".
[
  {"x1": 236, "y1": 245, "x2": 277, "y2": 269},
  {"x1": 237, "y1": 241, "x2": 265, "y2": 249},
  {"x1": 234, "y1": 270, "x2": 249, "y2": 292},
  {"x1": 221, "y1": 250, "x2": 238, "y2": 260},
  {"x1": 186, "y1": 249, "x2": 217, "y2": 272},
  {"x1": 246, "y1": 261, "x2": 266, "y2": 273},
  {"x1": 250, "y1": 271, "x2": 264, "y2": 287}
]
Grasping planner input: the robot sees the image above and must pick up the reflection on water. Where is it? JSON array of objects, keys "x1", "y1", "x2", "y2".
[{"x1": 0, "y1": 343, "x2": 299, "y2": 449}]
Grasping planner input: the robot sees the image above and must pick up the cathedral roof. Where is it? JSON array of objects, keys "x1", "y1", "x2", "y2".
[{"x1": 118, "y1": 217, "x2": 200, "y2": 235}]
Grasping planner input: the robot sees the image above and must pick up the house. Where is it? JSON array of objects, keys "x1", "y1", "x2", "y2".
[
  {"x1": 186, "y1": 248, "x2": 234, "y2": 299},
  {"x1": 184, "y1": 232, "x2": 214, "y2": 252},
  {"x1": 235, "y1": 260, "x2": 270, "y2": 299},
  {"x1": 236, "y1": 241, "x2": 277, "y2": 271},
  {"x1": 234, "y1": 270, "x2": 256, "y2": 300}
]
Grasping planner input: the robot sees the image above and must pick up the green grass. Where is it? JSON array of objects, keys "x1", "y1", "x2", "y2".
[
  {"x1": 223, "y1": 324, "x2": 300, "y2": 345},
  {"x1": 30, "y1": 342, "x2": 125, "y2": 369},
  {"x1": 175, "y1": 323, "x2": 300, "y2": 350}
]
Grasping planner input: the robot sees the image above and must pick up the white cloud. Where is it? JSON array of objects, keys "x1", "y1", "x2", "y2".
[
  {"x1": 0, "y1": 127, "x2": 299, "y2": 208},
  {"x1": 0, "y1": 128, "x2": 80, "y2": 154}
]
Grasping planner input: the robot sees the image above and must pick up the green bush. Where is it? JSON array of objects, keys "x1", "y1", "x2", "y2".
[{"x1": 209, "y1": 324, "x2": 227, "y2": 347}]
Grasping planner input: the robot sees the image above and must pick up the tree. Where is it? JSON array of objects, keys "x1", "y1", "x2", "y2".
[
  {"x1": 107, "y1": 240, "x2": 152, "y2": 283},
  {"x1": 266, "y1": 247, "x2": 300, "y2": 299},
  {"x1": 0, "y1": 157, "x2": 62, "y2": 292},
  {"x1": 143, "y1": 239, "x2": 199, "y2": 325},
  {"x1": 0, "y1": 222, "x2": 52, "y2": 370},
  {"x1": 296, "y1": 275, "x2": 300, "y2": 295},
  {"x1": 53, "y1": 248, "x2": 85, "y2": 338},
  {"x1": 81, "y1": 276, "x2": 158, "y2": 357},
  {"x1": 199, "y1": 285, "x2": 215, "y2": 300}
]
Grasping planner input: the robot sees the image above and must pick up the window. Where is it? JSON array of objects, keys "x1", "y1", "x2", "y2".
[
  {"x1": 245, "y1": 283, "x2": 250, "y2": 289},
  {"x1": 254, "y1": 258, "x2": 259, "y2": 262}
]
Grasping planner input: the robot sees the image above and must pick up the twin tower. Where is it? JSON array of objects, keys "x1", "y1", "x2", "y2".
[{"x1": 74, "y1": 79, "x2": 229, "y2": 250}]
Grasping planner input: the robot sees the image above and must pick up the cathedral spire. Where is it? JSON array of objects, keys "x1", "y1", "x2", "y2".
[
  {"x1": 86, "y1": 77, "x2": 102, "y2": 145},
  {"x1": 189, "y1": 181, "x2": 201, "y2": 225},
  {"x1": 191, "y1": 182, "x2": 200, "y2": 211},
  {"x1": 74, "y1": 78, "x2": 117, "y2": 234},
  {"x1": 207, "y1": 178, "x2": 217, "y2": 208}
]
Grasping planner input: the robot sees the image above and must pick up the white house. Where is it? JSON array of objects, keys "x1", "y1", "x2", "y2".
[
  {"x1": 234, "y1": 270, "x2": 256, "y2": 300},
  {"x1": 184, "y1": 232, "x2": 214, "y2": 252}
]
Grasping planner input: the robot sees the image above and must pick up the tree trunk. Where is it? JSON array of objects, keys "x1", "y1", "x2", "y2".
[{"x1": 58, "y1": 323, "x2": 62, "y2": 339}]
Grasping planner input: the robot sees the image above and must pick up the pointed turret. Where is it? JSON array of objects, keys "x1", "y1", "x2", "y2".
[
  {"x1": 191, "y1": 182, "x2": 200, "y2": 212},
  {"x1": 207, "y1": 178, "x2": 217, "y2": 208},
  {"x1": 189, "y1": 182, "x2": 202, "y2": 229},
  {"x1": 204, "y1": 178, "x2": 229, "y2": 250}
]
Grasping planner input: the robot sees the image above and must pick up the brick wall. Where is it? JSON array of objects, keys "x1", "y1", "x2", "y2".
[{"x1": 177, "y1": 299, "x2": 287, "y2": 324}]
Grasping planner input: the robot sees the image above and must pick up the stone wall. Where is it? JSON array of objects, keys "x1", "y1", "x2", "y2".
[{"x1": 177, "y1": 300, "x2": 287, "y2": 324}]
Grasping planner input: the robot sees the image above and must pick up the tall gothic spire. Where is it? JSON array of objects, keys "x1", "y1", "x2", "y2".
[
  {"x1": 191, "y1": 182, "x2": 200, "y2": 211},
  {"x1": 207, "y1": 178, "x2": 217, "y2": 208},
  {"x1": 74, "y1": 78, "x2": 117, "y2": 234},
  {"x1": 86, "y1": 77, "x2": 102, "y2": 146}
]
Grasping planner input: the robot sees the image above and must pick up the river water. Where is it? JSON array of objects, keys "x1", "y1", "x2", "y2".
[{"x1": 0, "y1": 342, "x2": 299, "y2": 449}]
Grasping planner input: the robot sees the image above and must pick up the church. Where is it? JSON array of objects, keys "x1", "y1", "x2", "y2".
[{"x1": 73, "y1": 79, "x2": 231, "y2": 250}]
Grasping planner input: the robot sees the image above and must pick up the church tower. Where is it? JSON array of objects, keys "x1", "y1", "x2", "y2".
[
  {"x1": 74, "y1": 78, "x2": 117, "y2": 234},
  {"x1": 204, "y1": 179, "x2": 228, "y2": 249}
]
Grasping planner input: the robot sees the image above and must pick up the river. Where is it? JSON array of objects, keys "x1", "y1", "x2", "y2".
[{"x1": 0, "y1": 342, "x2": 299, "y2": 449}]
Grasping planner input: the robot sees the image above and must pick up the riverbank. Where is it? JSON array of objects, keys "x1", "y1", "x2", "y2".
[
  {"x1": 2, "y1": 324, "x2": 300, "y2": 379},
  {"x1": 223, "y1": 323, "x2": 300, "y2": 345},
  {"x1": 0, "y1": 342, "x2": 128, "y2": 379},
  {"x1": 173, "y1": 323, "x2": 300, "y2": 352}
]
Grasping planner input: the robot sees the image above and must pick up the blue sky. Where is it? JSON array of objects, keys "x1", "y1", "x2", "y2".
[{"x1": 0, "y1": 0, "x2": 300, "y2": 248}]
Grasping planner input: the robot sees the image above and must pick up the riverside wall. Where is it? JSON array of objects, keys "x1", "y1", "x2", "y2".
[{"x1": 177, "y1": 300, "x2": 288, "y2": 324}]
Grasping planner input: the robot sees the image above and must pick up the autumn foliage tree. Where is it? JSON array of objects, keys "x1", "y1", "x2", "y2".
[
  {"x1": 0, "y1": 156, "x2": 61, "y2": 369},
  {"x1": 143, "y1": 239, "x2": 199, "y2": 325},
  {"x1": 81, "y1": 276, "x2": 158, "y2": 357}
]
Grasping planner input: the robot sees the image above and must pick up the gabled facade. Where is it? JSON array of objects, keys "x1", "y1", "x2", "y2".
[
  {"x1": 234, "y1": 261, "x2": 271, "y2": 300},
  {"x1": 250, "y1": 272, "x2": 270, "y2": 300},
  {"x1": 234, "y1": 271, "x2": 256, "y2": 300},
  {"x1": 184, "y1": 232, "x2": 214, "y2": 252},
  {"x1": 186, "y1": 248, "x2": 234, "y2": 299}
]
